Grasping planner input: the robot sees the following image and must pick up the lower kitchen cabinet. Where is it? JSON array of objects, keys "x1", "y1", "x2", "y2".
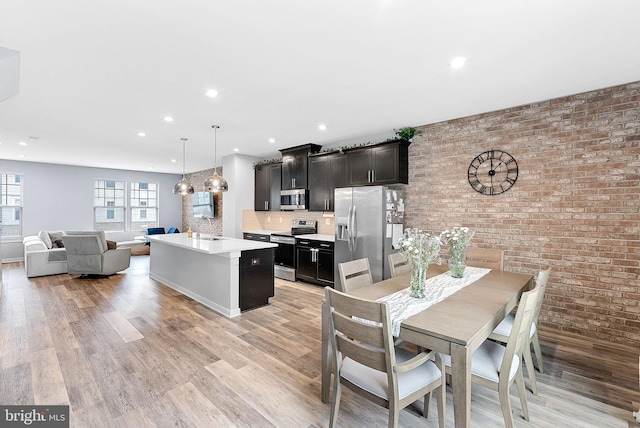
[
  {"x1": 296, "y1": 239, "x2": 334, "y2": 287},
  {"x1": 239, "y1": 248, "x2": 275, "y2": 311}
]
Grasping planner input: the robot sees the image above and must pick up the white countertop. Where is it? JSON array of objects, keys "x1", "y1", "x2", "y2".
[
  {"x1": 295, "y1": 234, "x2": 334, "y2": 242},
  {"x1": 148, "y1": 233, "x2": 277, "y2": 254}
]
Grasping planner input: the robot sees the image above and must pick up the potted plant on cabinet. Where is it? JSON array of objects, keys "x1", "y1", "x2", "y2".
[{"x1": 395, "y1": 127, "x2": 416, "y2": 142}]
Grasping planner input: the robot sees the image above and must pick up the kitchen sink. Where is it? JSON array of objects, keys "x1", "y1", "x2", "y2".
[{"x1": 198, "y1": 236, "x2": 223, "y2": 241}]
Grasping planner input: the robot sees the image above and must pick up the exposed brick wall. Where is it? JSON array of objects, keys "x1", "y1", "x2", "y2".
[
  {"x1": 180, "y1": 168, "x2": 223, "y2": 235},
  {"x1": 407, "y1": 81, "x2": 640, "y2": 348}
]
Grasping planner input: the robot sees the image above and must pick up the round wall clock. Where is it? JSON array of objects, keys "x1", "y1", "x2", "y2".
[{"x1": 467, "y1": 149, "x2": 518, "y2": 195}]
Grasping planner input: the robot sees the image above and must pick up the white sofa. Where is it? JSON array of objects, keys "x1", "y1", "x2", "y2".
[
  {"x1": 23, "y1": 230, "x2": 148, "y2": 277},
  {"x1": 23, "y1": 234, "x2": 68, "y2": 278}
]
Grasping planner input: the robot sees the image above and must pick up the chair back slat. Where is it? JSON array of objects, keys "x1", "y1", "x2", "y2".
[
  {"x1": 338, "y1": 258, "x2": 373, "y2": 293},
  {"x1": 336, "y1": 334, "x2": 387, "y2": 372},
  {"x1": 388, "y1": 252, "x2": 411, "y2": 278},
  {"x1": 465, "y1": 248, "x2": 504, "y2": 270},
  {"x1": 333, "y1": 311, "x2": 386, "y2": 349}
]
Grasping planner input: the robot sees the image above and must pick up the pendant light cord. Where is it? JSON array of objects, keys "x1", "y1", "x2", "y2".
[
  {"x1": 181, "y1": 138, "x2": 188, "y2": 177},
  {"x1": 212, "y1": 125, "x2": 219, "y2": 173}
]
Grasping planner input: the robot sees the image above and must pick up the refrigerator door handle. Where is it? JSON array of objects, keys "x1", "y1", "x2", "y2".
[
  {"x1": 351, "y1": 204, "x2": 358, "y2": 253},
  {"x1": 347, "y1": 205, "x2": 354, "y2": 256}
]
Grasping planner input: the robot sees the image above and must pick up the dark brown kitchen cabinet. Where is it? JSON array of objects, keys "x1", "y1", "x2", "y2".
[
  {"x1": 347, "y1": 140, "x2": 410, "y2": 186},
  {"x1": 308, "y1": 153, "x2": 347, "y2": 212},
  {"x1": 254, "y1": 163, "x2": 281, "y2": 211},
  {"x1": 280, "y1": 144, "x2": 321, "y2": 190},
  {"x1": 296, "y1": 238, "x2": 334, "y2": 287}
]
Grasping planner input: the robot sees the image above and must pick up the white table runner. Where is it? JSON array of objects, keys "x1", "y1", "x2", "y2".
[{"x1": 379, "y1": 267, "x2": 491, "y2": 336}]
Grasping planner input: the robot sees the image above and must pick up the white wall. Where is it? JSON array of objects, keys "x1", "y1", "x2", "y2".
[
  {"x1": 0, "y1": 159, "x2": 182, "y2": 259},
  {"x1": 222, "y1": 154, "x2": 261, "y2": 238}
]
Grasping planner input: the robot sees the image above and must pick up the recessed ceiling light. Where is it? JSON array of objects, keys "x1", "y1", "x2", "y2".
[
  {"x1": 164, "y1": 116, "x2": 174, "y2": 122},
  {"x1": 18, "y1": 154, "x2": 25, "y2": 158},
  {"x1": 318, "y1": 124, "x2": 327, "y2": 131},
  {"x1": 450, "y1": 57, "x2": 466, "y2": 69},
  {"x1": 171, "y1": 159, "x2": 177, "y2": 163},
  {"x1": 206, "y1": 89, "x2": 218, "y2": 98},
  {"x1": 233, "y1": 148, "x2": 240, "y2": 152},
  {"x1": 148, "y1": 166, "x2": 154, "y2": 170},
  {"x1": 18, "y1": 141, "x2": 27, "y2": 146},
  {"x1": 268, "y1": 138, "x2": 276, "y2": 144},
  {"x1": 138, "y1": 132, "x2": 146, "y2": 137}
]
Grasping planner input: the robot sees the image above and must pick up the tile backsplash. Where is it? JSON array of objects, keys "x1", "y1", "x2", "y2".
[{"x1": 242, "y1": 209, "x2": 334, "y2": 235}]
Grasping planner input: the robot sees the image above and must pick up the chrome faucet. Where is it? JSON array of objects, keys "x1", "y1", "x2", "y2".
[{"x1": 195, "y1": 221, "x2": 200, "y2": 240}]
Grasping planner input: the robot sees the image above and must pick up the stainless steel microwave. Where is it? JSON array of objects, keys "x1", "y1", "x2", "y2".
[{"x1": 280, "y1": 189, "x2": 308, "y2": 210}]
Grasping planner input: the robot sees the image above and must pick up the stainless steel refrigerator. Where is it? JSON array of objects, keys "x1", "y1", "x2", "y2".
[{"x1": 334, "y1": 186, "x2": 404, "y2": 292}]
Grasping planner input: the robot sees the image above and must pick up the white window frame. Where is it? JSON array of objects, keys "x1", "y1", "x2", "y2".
[
  {"x1": 0, "y1": 173, "x2": 23, "y2": 237},
  {"x1": 94, "y1": 179, "x2": 126, "y2": 231},
  {"x1": 130, "y1": 181, "x2": 159, "y2": 231}
]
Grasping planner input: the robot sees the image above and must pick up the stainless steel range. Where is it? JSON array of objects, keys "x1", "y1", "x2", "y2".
[{"x1": 271, "y1": 220, "x2": 317, "y2": 281}]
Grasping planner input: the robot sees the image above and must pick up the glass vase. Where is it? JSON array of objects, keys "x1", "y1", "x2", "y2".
[
  {"x1": 449, "y1": 259, "x2": 466, "y2": 278},
  {"x1": 409, "y1": 264, "x2": 427, "y2": 298}
]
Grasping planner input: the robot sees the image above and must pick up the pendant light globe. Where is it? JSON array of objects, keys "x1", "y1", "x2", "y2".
[
  {"x1": 204, "y1": 125, "x2": 229, "y2": 192},
  {"x1": 173, "y1": 138, "x2": 195, "y2": 195}
]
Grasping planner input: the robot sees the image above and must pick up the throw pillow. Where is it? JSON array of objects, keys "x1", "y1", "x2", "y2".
[
  {"x1": 38, "y1": 230, "x2": 53, "y2": 249},
  {"x1": 48, "y1": 230, "x2": 65, "y2": 248},
  {"x1": 106, "y1": 240, "x2": 117, "y2": 250},
  {"x1": 54, "y1": 239, "x2": 65, "y2": 248}
]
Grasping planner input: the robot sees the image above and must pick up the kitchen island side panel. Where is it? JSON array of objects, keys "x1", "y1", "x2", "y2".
[{"x1": 149, "y1": 240, "x2": 241, "y2": 317}]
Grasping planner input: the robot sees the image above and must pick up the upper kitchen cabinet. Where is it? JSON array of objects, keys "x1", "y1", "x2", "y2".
[
  {"x1": 308, "y1": 153, "x2": 347, "y2": 212},
  {"x1": 254, "y1": 162, "x2": 282, "y2": 211},
  {"x1": 280, "y1": 144, "x2": 322, "y2": 190},
  {"x1": 347, "y1": 140, "x2": 410, "y2": 186}
]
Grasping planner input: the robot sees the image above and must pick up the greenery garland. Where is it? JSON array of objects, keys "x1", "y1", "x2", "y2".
[{"x1": 252, "y1": 127, "x2": 417, "y2": 168}]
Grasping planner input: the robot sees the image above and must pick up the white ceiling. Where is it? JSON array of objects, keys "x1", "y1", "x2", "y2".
[{"x1": 1, "y1": 0, "x2": 639, "y2": 174}]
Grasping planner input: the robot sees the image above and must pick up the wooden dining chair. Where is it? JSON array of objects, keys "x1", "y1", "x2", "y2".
[
  {"x1": 325, "y1": 287, "x2": 446, "y2": 428},
  {"x1": 465, "y1": 248, "x2": 504, "y2": 270},
  {"x1": 443, "y1": 281, "x2": 541, "y2": 428},
  {"x1": 489, "y1": 268, "x2": 551, "y2": 394},
  {"x1": 338, "y1": 258, "x2": 373, "y2": 293},
  {"x1": 388, "y1": 252, "x2": 410, "y2": 278}
]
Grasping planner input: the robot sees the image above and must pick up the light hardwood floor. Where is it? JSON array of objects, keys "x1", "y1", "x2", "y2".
[{"x1": 1, "y1": 256, "x2": 638, "y2": 427}]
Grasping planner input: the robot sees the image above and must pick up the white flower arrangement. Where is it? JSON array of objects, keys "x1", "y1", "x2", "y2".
[
  {"x1": 395, "y1": 228, "x2": 442, "y2": 269},
  {"x1": 440, "y1": 226, "x2": 475, "y2": 265}
]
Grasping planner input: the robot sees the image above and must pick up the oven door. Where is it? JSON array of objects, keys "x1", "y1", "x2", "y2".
[{"x1": 271, "y1": 235, "x2": 296, "y2": 281}]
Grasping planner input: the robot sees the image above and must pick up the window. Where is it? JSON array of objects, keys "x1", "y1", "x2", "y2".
[
  {"x1": 1, "y1": 173, "x2": 23, "y2": 237},
  {"x1": 130, "y1": 181, "x2": 158, "y2": 230},
  {"x1": 94, "y1": 179, "x2": 125, "y2": 231}
]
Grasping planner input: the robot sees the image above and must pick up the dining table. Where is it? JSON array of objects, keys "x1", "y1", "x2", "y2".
[{"x1": 320, "y1": 263, "x2": 534, "y2": 428}]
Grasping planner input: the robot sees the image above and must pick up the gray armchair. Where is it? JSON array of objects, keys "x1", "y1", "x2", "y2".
[{"x1": 61, "y1": 231, "x2": 131, "y2": 275}]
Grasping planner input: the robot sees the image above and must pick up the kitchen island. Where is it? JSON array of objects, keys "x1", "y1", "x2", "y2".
[{"x1": 148, "y1": 233, "x2": 277, "y2": 317}]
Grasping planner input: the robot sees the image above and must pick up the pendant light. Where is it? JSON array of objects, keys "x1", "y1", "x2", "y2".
[
  {"x1": 173, "y1": 138, "x2": 194, "y2": 195},
  {"x1": 204, "y1": 125, "x2": 229, "y2": 192}
]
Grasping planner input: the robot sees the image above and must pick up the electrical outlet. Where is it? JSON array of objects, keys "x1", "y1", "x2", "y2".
[
  {"x1": 267, "y1": 216, "x2": 271, "y2": 223},
  {"x1": 325, "y1": 218, "x2": 331, "y2": 225},
  {"x1": 279, "y1": 217, "x2": 283, "y2": 223}
]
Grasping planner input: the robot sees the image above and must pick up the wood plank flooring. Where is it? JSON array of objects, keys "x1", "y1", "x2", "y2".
[{"x1": 1, "y1": 256, "x2": 638, "y2": 427}]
